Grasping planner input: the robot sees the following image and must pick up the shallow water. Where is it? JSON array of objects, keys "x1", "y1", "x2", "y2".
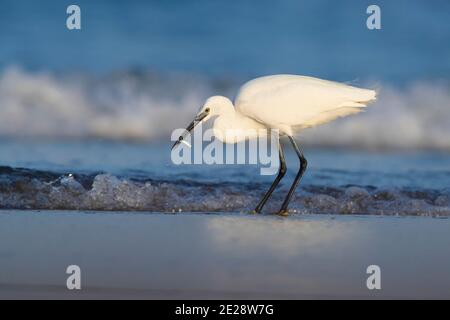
[
  {"x1": 1, "y1": 141, "x2": 449, "y2": 215},
  {"x1": 1, "y1": 211, "x2": 449, "y2": 299}
]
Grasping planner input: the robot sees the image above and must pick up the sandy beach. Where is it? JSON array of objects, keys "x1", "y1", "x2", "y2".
[{"x1": 1, "y1": 211, "x2": 449, "y2": 299}]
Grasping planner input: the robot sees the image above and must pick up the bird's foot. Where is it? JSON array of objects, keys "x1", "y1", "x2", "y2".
[
  {"x1": 249, "y1": 209, "x2": 259, "y2": 215},
  {"x1": 277, "y1": 209, "x2": 289, "y2": 217}
]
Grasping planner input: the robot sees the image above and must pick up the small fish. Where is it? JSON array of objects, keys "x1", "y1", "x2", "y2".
[{"x1": 179, "y1": 137, "x2": 191, "y2": 148}]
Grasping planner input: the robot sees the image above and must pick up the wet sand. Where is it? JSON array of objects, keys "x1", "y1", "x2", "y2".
[{"x1": 0, "y1": 211, "x2": 449, "y2": 299}]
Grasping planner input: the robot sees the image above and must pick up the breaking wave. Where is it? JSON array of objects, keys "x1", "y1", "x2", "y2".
[
  {"x1": 0, "y1": 66, "x2": 449, "y2": 150},
  {"x1": 1, "y1": 166, "x2": 449, "y2": 216}
]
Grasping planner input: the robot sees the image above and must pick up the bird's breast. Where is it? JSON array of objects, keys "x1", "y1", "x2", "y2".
[{"x1": 213, "y1": 115, "x2": 267, "y2": 143}]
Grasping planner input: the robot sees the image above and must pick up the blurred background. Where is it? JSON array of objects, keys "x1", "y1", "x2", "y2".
[
  {"x1": 0, "y1": 0, "x2": 449, "y2": 214},
  {"x1": 0, "y1": 0, "x2": 449, "y2": 149}
]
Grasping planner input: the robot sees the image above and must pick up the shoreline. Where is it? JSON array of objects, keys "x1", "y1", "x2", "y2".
[{"x1": 1, "y1": 211, "x2": 449, "y2": 299}]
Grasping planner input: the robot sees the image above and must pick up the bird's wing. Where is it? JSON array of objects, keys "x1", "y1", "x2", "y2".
[{"x1": 235, "y1": 75, "x2": 376, "y2": 133}]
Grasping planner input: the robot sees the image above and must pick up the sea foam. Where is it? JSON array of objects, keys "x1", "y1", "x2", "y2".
[
  {"x1": 0, "y1": 166, "x2": 449, "y2": 216},
  {"x1": 0, "y1": 67, "x2": 449, "y2": 150}
]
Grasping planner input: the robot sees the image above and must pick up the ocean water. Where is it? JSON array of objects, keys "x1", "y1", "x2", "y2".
[
  {"x1": 0, "y1": 141, "x2": 449, "y2": 216},
  {"x1": 1, "y1": 1, "x2": 449, "y2": 80},
  {"x1": 0, "y1": 1, "x2": 449, "y2": 215},
  {"x1": 0, "y1": 1, "x2": 449, "y2": 147}
]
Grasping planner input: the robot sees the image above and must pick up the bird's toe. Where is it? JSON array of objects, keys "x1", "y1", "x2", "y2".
[{"x1": 277, "y1": 209, "x2": 290, "y2": 217}]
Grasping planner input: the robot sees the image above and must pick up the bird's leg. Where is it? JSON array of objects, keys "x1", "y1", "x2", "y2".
[
  {"x1": 278, "y1": 136, "x2": 307, "y2": 216},
  {"x1": 253, "y1": 139, "x2": 287, "y2": 213}
]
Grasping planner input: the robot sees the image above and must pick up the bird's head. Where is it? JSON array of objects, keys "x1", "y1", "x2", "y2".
[
  {"x1": 172, "y1": 96, "x2": 234, "y2": 150},
  {"x1": 200, "y1": 95, "x2": 234, "y2": 120}
]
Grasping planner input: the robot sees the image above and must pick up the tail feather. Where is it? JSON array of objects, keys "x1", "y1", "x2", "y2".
[
  {"x1": 297, "y1": 89, "x2": 377, "y2": 130},
  {"x1": 298, "y1": 106, "x2": 366, "y2": 129},
  {"x1": 351, "y1": 87, "x2": 376, "y2": 102}
]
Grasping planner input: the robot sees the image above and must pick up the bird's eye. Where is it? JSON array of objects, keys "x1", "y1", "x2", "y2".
[{"x1": 205, "y1": 107, "x2": 210, "y2": 113}]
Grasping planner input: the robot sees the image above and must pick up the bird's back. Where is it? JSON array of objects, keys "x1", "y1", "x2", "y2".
[{"x1": 235, "y1": 75, "x2": 376, "y2": 135}]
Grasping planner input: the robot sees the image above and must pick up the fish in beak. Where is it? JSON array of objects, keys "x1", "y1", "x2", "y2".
[{"x1": 171, "y1": 110, "x2": 209, "y2": 150}]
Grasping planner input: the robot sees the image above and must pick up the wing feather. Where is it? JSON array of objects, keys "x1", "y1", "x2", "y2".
[{"x1": 235, "y1": 75, "x2": 376, "y2": 133}]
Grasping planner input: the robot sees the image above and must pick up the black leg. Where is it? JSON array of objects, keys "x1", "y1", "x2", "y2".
[
  {"x1": 278, "y1": 136, "x2": 307, "y2": 215},
  {"x1": 253, "y1": 139, "x2": 287, "y2": 213}
]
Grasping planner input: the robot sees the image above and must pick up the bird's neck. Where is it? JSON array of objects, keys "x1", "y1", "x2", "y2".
[{"x1": 214, "y1": 109, "x2": 265, "y2": 143}]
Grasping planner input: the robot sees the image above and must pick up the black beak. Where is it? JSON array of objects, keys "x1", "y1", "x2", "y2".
[{"x1": 171, "y1": 111, "x2": 209, "y2": 150}]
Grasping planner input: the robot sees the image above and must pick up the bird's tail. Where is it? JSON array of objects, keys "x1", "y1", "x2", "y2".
[
  {"x1": 296, "y1": 87, "x2": 378, "y2": 130},
  {"x1": 345, "y1": 87, "x2": 377, "y2": 108}
]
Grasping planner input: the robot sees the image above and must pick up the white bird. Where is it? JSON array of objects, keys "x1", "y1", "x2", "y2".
[{"x1": 172, "y1": 74, "x2": 377, "y2": 215}]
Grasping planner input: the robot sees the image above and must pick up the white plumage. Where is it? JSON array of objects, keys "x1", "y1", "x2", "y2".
[
  {"x1": 175, "y1": 74, "x2": 377, "y2": 143},
  {"x1": 234, "y1": 74, "x2": 376, "y2": 135}
]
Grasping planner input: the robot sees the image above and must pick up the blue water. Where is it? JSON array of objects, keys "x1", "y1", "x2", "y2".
[
  {"x1": 0, "y1": 0, "x2": 449, "y2": 83},
  {"x1": 1, "y1": 140, "x2": 450, "y2": 190},
  {"x1": 0, "y1": 1, "x2": 449, "y2": 146},
  {"x1": 0, "y1": 141, "x2": 449, "y2": 215}
]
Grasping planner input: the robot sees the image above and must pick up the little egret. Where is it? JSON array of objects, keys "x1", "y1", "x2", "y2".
[{"x1": 172, "y1": 74, "x2": 377, "y2": 215}]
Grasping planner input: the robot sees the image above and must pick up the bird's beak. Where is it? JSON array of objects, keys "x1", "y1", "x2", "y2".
[{"x1": 171, "y1": 110, "x2": 209, "y2": 150}]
